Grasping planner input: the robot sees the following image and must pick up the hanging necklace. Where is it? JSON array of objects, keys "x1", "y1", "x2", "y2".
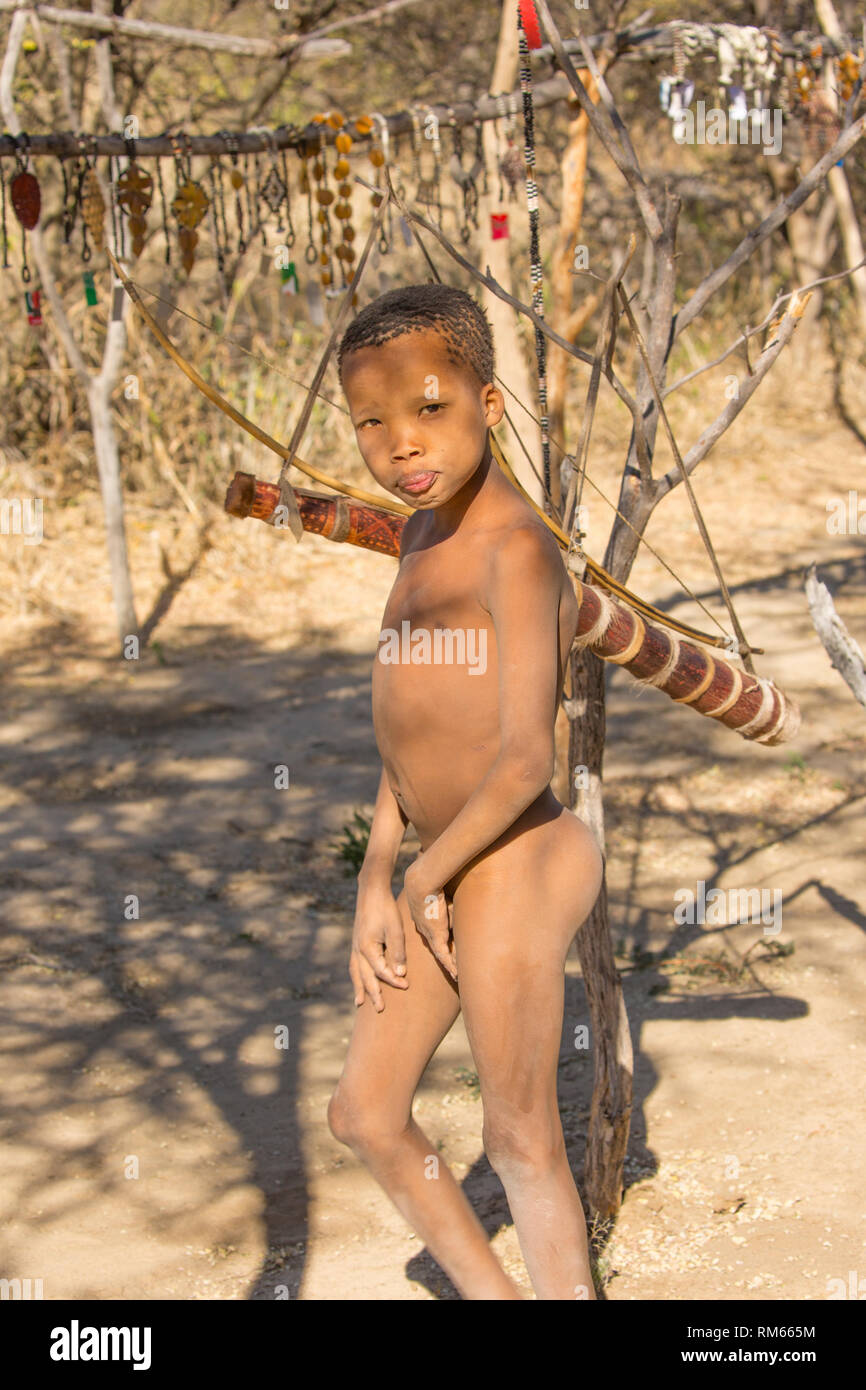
[
  {"x1": 448, "y1": 107, "x2": 484, "y2": 244},
  {"x1": 115, "y1": 134, "x2": 153, "y2": 260},
  {"x1": 78, "y1": 134, "x2": 106, "y2": 258},
  {"x1": 310, "y1": 116, "x2": 338, "y2": 296},
  {"x1": 9, "y1": 133, "x2": 40, "y2": 283},
  {"x1": 154, "y1": 153, "x2": 172, "y2": 266},
  {"x1": 331, "y1": 112, "x2": 358, "y2": 293},
  {"x1": 366, "y1": 113, "x2": 393, "y2": 253},
  {"x1": 170, "y1": 132, "x2": 210, "y2": 276},
  {"x1": 206, "y1": 153, "x2": 231, "y2": 284},
  {"x1": 409, "y1": 104, "x2": 443, "y2": 225},
  {"x1": 216, "y1": 130, "x2": 247, "y2": 254}
]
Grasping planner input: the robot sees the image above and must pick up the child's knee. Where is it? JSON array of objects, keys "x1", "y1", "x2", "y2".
[
  {"x1": 482, "y1": 1110, "x2": 564, "y2": 1179},
  {"x1": 327, "y1": 1084, "x2": 406, "y2": 1152}
]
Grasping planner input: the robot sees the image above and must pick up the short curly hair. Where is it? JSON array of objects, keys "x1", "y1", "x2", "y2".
[{"x1": 337, "y1": 282, "x2": 495, "y2": 390}]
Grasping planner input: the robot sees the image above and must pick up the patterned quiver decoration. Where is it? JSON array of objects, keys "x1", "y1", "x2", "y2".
[
  {"x1": 571, "y1": 580, "x2": 800, "y2": 745},
  {"x1": 224, "y1": 472, "x2": 800, "y2": 745},
  {"x1": 224, "y1": 472, "x2": 406, "y2": 557}
]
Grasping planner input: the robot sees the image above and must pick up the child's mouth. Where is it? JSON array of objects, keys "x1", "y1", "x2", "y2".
[{"x1": 398, "y1": 471, "x2": 438, "y2": 495}]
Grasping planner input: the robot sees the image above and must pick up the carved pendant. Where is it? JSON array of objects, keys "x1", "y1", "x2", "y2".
[
  {"x1": 116, "y1": 161, "x2": 154, "y2": 258},
  {"x1": 261, "y1": 165, "x2": 287, "y2": 216},
  {"x1": 10, "y1": 169, "x2": 41, "y2": 229},
  {"x1": 499, "y1": 144, "x2": 525, "y2": 197},
  {"x1": 171, "y1": 179, "x2": 209, "y2": 230},
  {"x1": 81, "y1": 168, "x2": 106, "y2": 249},
  {"x1": 178, "y1": 225, "x2": 200, "y2": 276}
]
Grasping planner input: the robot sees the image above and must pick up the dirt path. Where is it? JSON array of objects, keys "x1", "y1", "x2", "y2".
[{"x1": 1, "y1": 362, "x2": 864, "y2": 1300}]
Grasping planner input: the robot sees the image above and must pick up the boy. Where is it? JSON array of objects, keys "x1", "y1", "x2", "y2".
[{"x1": 328, "y1": 284, "x2": 604, "y2": 1300}]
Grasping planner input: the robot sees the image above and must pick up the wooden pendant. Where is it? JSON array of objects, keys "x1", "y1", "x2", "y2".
[
  {"x1": 171, "y1": 179, "x2": 209, "y2": 229},
  {"x1": 10, "y1": 169, "x2": 40, "y2": 228},
  {"x1": 81, "y1": 168, "x2": 106, "y2": 249},
  {"x1": 171, "y1": 179, "x2": 209, "y2": 275},
  {"x1": 115, "y1": 161, "x2": 154, "y2": 258},
  {"x1": 178, "y1": 226, "x2": 199, "y2": 276}
]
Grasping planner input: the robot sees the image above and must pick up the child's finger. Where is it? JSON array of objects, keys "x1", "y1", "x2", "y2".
[
  {"x1": 349, "y1": 953, "x2": 366, "y2": 1007},
  {"x1": 385, "y1": 919, "x2": 408, "y2": 978},
  {"x1": 371, "y1": 949, "x2": 409, "y2": 989},
  {"x1": 358, "y1": 954, "x2": 385, "y2": 1011},
  {"x1": 431, "y1": 932, "x2": 458, "y2": 981}
]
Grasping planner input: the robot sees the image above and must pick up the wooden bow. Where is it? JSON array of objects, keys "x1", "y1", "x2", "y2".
[{"x1": 107, "y1": 246, "x2": 740, "y2": 651}]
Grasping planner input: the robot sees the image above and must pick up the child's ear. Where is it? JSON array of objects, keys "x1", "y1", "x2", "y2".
[{"x1": 483, "y1": 384, "x2": 505, "y2": 426}]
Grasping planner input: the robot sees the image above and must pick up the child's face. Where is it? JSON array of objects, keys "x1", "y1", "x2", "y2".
[{"x1": 341, "y1": 328, "x2": 504, "y2": 508}]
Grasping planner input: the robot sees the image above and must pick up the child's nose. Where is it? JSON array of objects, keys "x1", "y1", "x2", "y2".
[{"x1": 390, "y1": 435, "x2": 424, "y2": 461}]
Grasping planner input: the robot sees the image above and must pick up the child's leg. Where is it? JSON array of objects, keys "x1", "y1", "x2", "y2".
[
  {"x1": 328, "y1": 888, "x2": 524, "y2": 1299},
  {"x1": 450, "y1": 807, "x2": 604, "y2": 1301}
]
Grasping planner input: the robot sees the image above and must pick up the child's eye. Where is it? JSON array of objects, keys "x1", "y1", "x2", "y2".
[{"x1": 421, "y1": 403, "x2": 444, "y2": 415}]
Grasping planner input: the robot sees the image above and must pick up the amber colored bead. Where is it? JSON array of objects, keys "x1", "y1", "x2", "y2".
[
  {"x1": 313, "y1": 160, "x2": 324, "y2": 178},
  {"x1": 336, "y1": 133, "x2": 352, "y2": 153},
  {"x1": 312, "y1": 113, "x2": 327, "y2": 124},
  {"x1": 337, "y1": 183, "x2": 350, "y2": 197},
  {"x1": 321, "y1": 269, "x2": 333, "y2": 285},
  {"x1": 371, "y1": 191, "x2": 384, "y2": 206},
  {"x1": 355, "y1": 116, "x2": 373, "y2": 135},
  {"x1": 342, "y1": 224, "x2": 355, "y2": 241},
  {"x1": 316, "y1": 188, "x2": 335, "y2": 205},
  {"x1": 327, "y1": 112, "x2": 344, "y2": 129},
  {"x1": 230, "y1": 170, "x2": 244, "y2": 189},
  {"x1": 342, "y1": 245, "x2": 355, "y2": 263},
  {"x1": 369, "y1": 147, "x2": 385, "y2": 167},
  {"x1": 335, "y1": 160, "x2": 350, "y2": 179},
  {"x1": 335, "y1": 204, "x2": 351, "y2": 220}
]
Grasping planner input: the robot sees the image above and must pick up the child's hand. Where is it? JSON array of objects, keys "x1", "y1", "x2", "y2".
[
  {"x1": 404, "y1": 862, "x2": 458, "y2": 983},
  {"x1": 350, "y1": 877, "x2": 408, "y2": 1012}
]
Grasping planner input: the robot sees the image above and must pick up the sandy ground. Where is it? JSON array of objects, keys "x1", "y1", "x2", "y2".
[{"x1": 1, "y1": 353, "x2": 865, "y2": 1301}]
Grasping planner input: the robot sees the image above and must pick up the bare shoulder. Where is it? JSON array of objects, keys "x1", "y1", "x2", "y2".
[
  {"x1": 482, "y1": 513, "x2": 567, "y2": 608},
  {"x1": 397, "y1": 508, "x2": 426, "y2": 562}
]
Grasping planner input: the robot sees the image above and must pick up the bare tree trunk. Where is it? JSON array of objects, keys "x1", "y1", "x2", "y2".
[
  {"x1": 568, "y1": 647, "x2": 633, "y2": 1218},
  {"x1": 1, "y1": 6, "x2": 138, "y2": 647},
  {"x1": 478, "y1": 0, "x2": 545, "y2": 504},
  {"x1": 88, "y1": 375, "x2": 138, "y2": 641},
  {"x1": 815, "y1": 0, "x2": 866, "y2": 336},
  {"x1": 550, "y1": 82, "x2": 604, "y2": 803}
]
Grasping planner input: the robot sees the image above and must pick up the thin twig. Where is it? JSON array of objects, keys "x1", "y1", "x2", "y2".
[
  {"x1": 563, "y1": 237, "x2": 637, "y2": 542},
  {"x1": 617, "y1": 284, "x2": 759, "y2": 670}
]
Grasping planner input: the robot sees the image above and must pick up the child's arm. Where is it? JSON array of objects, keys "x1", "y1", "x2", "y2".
[
  {"x1": 350, "y1": 765, "x2": 411, "y2": 1010},
  {"x1": 406, "y1": 525, "x2": 562, "y2": 905},
  {"x1": 358, "y1": 764, "x2": 410, "y2": 889}
]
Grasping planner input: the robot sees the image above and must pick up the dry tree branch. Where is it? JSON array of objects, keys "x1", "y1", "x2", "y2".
[
  {"x1": 805, "y1": 564, "x2": 866, "y2": 709},
  {"x1": 657, "y1": 292, "x2": 814, "y2": 497},
  {"x1": 534, "y1": 0, "x2": 664, "y2": 242},
  {"x1": 675, "y1": 115, "x2": 866, "y2": 340}
]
